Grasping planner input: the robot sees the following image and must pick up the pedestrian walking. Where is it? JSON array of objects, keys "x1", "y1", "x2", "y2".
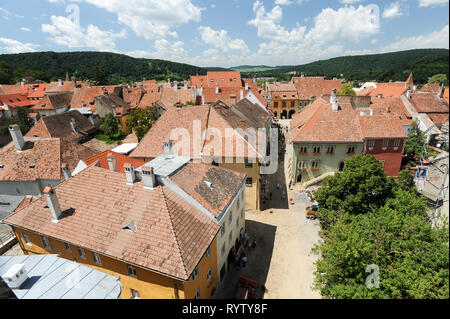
[
  {"x1": 269, "y1": 192, "x2": 273, "y2": 200},
  {"x1": 242, "y1": 255, "x2": 247, "y2": 267}
]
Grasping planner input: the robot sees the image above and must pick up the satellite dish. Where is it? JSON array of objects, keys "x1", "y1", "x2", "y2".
[{"x1": 436, "y1": 144, "x2": 442, "y2": 148}]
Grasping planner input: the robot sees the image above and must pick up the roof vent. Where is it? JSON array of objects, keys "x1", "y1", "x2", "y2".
[
  {"x1": 124, "y1": 163, "x2": 136, "y2": 185},
  {"x1": 122, "y1": 221, "x2": 137, "y2": 233},
  {"x1": 2, "y1": 264, "x2": 28, "y2": 289},
  {"x1": 142, "y1": 166, "x2": 156, "y2": 189},
  {"x1": 44, "y1": 187, "x2": 62, "y2": 222},
  {"x1": 204, "y1": 181, "x2": 214, "y2": 189}
]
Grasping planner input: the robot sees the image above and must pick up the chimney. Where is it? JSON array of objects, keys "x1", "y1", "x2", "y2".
[
  {"x1": 20, "y1": 81, "x2": 24, "y2": 87},
  {"x1": 332, "y1": 100, "x2": 339, "y2": 112},
  {"x1": 245, "y1": 82, "x2": 249, "y2": 90},
  {"x1": 406, "y1": 89, "x2": 411, "y2": 99},
  {"x1": 61, "y1": 163, "x2": 71, "y2": 180},
  {"x1": 2, "y1": 264, "x2": 28, "y2": 289},
  {"x1": 142, "y1": 166, "x2": 156, "y2": 189},
  {"x1": 377, "y1": 94, "x2": 383, "y2": 98},
  {"x1": 44, "y1": 187, "x2": 62, "y2": 222},
  {"x1": 184, "y1": 81, "x2": 188, "y2": 90},
  {"x1": 330, "y1": 88, "x2": 337, "y2": 104},
  {"x1": 215, "y1": 83, "x2": 219, "y2": 94},
  {"x1": 173, "y1": 81, "x2": 178, "y2": 91},
  {"x1": 163, "y1": 140, "x2": 174, "y2": 158},
  {"x1": 386, "y1": 106, "x2": 391, "y2": 113},
  {"x1": 8, "y1": 125, "x2": 25, "y2": 152},
  {"x1": 58, "y1": 79, "x2": 63, "y2": 86},
  {"x1": 70, "y1": 119, "x2": 77, "y2": 133},
  {"x1": 301, "y1": 73, "x2": 304, "y2": 78},
  {"x1": 240, "y1": 89, "x2": 244, "y2": 100},
  {"x1": 71, "y1": 76, "x2": 77, "y2": 90},
  {"x1": 370, "y1": 109, "x2": 376, "y2": 116},
  {"x1": 438, "y1": 83, "x2": 445, "y2": 98},
  {"x1": 107, "y1": 153, "x2": 117, "y2": 172},
  {"x1": 124, "y1": 163, "x2": 136, "y2": 185},
  {"x1": 175, "y1": 101, "x2": 182, "y2": 110},
  {"x1": 87, "y1": 80, "x2": 91, "y2": 88}
]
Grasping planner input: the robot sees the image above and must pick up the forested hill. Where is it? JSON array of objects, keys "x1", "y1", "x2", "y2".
[
  {"x1": 0, "y1": 51, "x2": 210, "y2": 84},
  {"x1": 242, "y1": 49, "x2": 449, "y2": 84}
]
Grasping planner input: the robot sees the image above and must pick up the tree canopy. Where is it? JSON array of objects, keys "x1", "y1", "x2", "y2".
[
  {"x1": 428, "y1": 74, "x2": 448, "y2": 86},
  {"x1": 312, "y1": 155, "x2": 449, "y2": 299},
  {"x1": 101, "y1": 113, "x2": 120, "y2": 139},
  {"x1": 125, "y1": 107, "x2": 157, "y2": 141},
  {"x1": 337, "y1": 83, "x2": 356, "y2": 95},
  {"x1": 404, "y1": 121, "x2": 427, "y2": 161},
  {"x1": 0, "y1": 61, "x2": 13, "y2": 84}
]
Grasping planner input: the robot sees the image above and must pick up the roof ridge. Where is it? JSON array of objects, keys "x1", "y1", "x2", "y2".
[
  {"x1": 159, "y1": 186, "x2": 189, "y2": 280},
  {"x1": 292, "y1": 100, "x2": 326, "y2": 141}
]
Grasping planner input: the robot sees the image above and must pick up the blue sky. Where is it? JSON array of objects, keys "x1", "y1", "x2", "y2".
[{"x1": 0, "y1": 0, "x2": 448, "y2": 67}]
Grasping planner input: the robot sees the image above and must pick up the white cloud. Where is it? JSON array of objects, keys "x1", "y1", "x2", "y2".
[
  {"x1": 417, "y1": 0, "x2": 448, "y2": 7},
  {"x1": 248, "y1": 1, "x2": 306, "y2": 43},
  {"x1": 20, "y1": 27, "x2": 31, "y2": 32},
  {"x1": 379, "y1": 24, "x2": 449, "y2": 51},
  {"x1": 275, "y1": 0, "x2": 293, "y2": 5},
  {"x1": 199, "y1": 26, "x2": 250, "y2": 54},
  {"x1": 383, "y1": 2, "x2": 404, "y2": 19},
  {"x1": 0, "y1": 37, "x2": 39, "y2": 53},
  {"x1": 305, "y1": 5, "x2": 380, "y2": 44},
  {"x1": 76, "y1": 0, "x2": 202, "y2": 40},
  {"x1": 0, "y1": 7, "x2": 10, "y2": 19},
  {"x1": 42, "y1": 15, "x2": 126, "y2": 51}
]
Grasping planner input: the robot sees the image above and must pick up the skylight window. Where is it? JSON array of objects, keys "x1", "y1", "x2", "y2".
[
  {"x1": 29, "y1": 164, "x2": 36, "y2": 169},
  {"x1": 122, "y1": 221, "x2": 137, "y2": 233}
]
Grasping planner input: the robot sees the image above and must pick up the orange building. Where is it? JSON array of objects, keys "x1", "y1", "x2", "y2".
[{"x1": 3, "y1": 153, "x2": 246, "y2": 299}]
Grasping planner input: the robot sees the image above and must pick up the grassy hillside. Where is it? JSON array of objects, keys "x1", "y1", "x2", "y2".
[
  {"x1": 0, "y1": 51, "x2": 209, "y2": 84},
  {"x1": 231, "y1": 65, "x2": 279, "y2": 72}
]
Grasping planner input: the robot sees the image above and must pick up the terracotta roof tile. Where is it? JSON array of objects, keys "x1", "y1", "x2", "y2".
[
  {"x1": 3, "y1": 165, "x2": 219, "y2": 280},
  {"x1": 84, "y1": 151, "x2": 145, "y2": 174},
  {"x1": 291, "y1": 77, "x2": 342, "y2": 99}
]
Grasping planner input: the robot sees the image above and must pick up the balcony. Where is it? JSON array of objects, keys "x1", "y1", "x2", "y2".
[
  {"x1": 347, "y1": 152, "x2": 356, "y2": 156},
  {"x1": 299, "y1": 152, "x2": 308, "y2": 155},
  {"x1": 312, "y1": 152, "x2": 321, "y2": 156},
  {"x1": 311, "y1": 168, "x2": 320, "y2": 171},
  {"x1": 326, "y1": 151, "x2": 334, "y2": 155}
]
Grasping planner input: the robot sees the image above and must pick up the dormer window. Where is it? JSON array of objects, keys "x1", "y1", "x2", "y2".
[
  {"x1": 29, "y1": 164, "x2": 36, "y2": 169},
  {"x1": 122, "y1": 221, "x2": 137, "y2": 232}
]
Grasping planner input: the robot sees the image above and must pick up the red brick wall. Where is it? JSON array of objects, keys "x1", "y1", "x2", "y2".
[{"x1": 364, "y1": 139, "x2": 405, "y2": 177}]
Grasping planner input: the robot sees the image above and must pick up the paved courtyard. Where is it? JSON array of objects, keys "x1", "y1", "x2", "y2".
[{"x1": 217, "y1": 119, "x2": 322, "y2": 299}]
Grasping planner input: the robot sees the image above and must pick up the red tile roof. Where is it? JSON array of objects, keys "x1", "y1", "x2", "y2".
[
  {"x1": 0, "y1": 85, "x2": 24, "y2": 95},
  {"x1": 122, "y1": 87, "x2": 143, "y2": 108},
  {"x1": 70, "y1": 87, "x2": 105, "y2": 110},
  {"x1": 23, "y1": 83, "x2": 50, "y2": 99},
  {"x1": 358, "y1": 83, "x2": 407, "y2": 97},
  {"x1": 0, "y1": 94, "x2": 34, "y2": 108},
  {"x1": 291, "y1": 96, "x2": 408, "y2": 143},
  {"x1": 291, "y1": 77, "x2": 342, "y2": 100},
  {"x1": 0, "y1": 137, "x2": 97, "y2": 181},
  {"x1": 84, "y1": 151, "x2": 145, "y2": 174},
  {"x1": 3, "y1": 165, "x2": 219, "y2": 281},
  {"x1": 409, "y1": 92, "x2": 449, "y2": 113}
]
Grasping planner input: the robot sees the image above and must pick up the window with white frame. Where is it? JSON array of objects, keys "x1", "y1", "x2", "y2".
[
  {"x1": 383, "y1": 140, "x2": 389, "y2": 148},
  {"x1": 77, "y1": 246, "x2": 86, "y2": 259},
  {"x1": 313, "y1": 146, "x2": 321, "y2": 154},
  {"x1": 64, "y1": 242, "x2": 71, "y2": 253},
  {"x1": 92, "y1": 252, "x2": 102, "y2": 266},
  {"x1": 193, "y1": 266, "x2": 199, "y2": 281},
  {"x1": 207, "y1": 267, "x2": 212, "y2": 281},
  {"x1": 368, "y1": 140, "x2": 375, "y2": 148},
  {"x1": 245, "y1": 160, "x2": 253, "y2": 168},
  {"x1": 195, "y1": 288, "x2": 201, "y2": 299},
  {"x1": 127, "y1": 265, "x2": 137, "y2": 278},
  {"x1": 347, "y1": 146, "x2": 356, "y2": 153},
  {"x1": 326, "y1": 146, "x2": 335, "y2": 153},
  {"x1": 298, "y1": 161, "x2": 307, "y2": 170},
  {"x1": 311, "y1": 161, "x2": 320, "y2": 169},
  {"x1": 22, "y1": 233, "x2": 30, "y2": 245},
  {"x1": 394, "y1": 139, "x2": 400, "y2": 147},
  {"x1": 299, "y1": 146, "x2": 307, "y2": 153},
  {"x1": 41, "y1": 236, "x2": 51, "y2": 250}
]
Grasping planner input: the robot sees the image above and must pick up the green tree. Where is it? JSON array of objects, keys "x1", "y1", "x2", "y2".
[
  {"x1": 15, "y1": 108, "x2": 33, "y2": 134},
  {"x1": 0, "y1": 61, "x2": 13, "y2": 84},
  {"x1": 125, "y1": 107, "x2": 157, "y2": 141},
  {"x1": 313, "y1": 207, "x2": 449, "y2": 299},
  {"x1": 428, "y1": 74, "x2": 448, "y2": 85},
  {"x1": 315, "y1": 155, "x2": 397, "y2": 229},
  {"x1": 404, "y1": 121, "x2": 427, "y2": 160},
  {"x1": 101, "y1": 113, "x2": 120, "y2": 139},
  {"x1": 92, "y1": 67, "x2": 107, "y2": 86},
  {"x1": 337, "y1": 82, "x2": 356, "y2": 95},
  {"x1": 397, "y1": 169, "x2": 416, "y2": 192}
]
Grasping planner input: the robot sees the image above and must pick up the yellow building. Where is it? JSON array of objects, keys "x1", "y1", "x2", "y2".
[
  {"x1": 2, "y1": 157, "x2": 248, "y2": 299},
  {"x1": 271, "y1": 91, "x2": 299, "y2": 119},
  {"x1": 130, "y1": 100, "x2": 271, "y2": 212}
]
